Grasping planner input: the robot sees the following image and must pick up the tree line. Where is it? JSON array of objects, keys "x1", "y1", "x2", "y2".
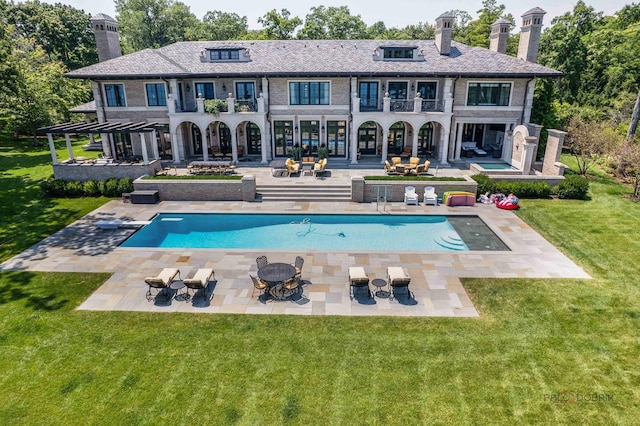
[{"x1": 1, "y1": 0, "x2": 639, "y2": 192}]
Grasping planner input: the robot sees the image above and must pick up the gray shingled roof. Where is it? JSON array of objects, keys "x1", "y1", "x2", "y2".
[
  {"x1": 90, "y1": 13, "x2": 117, "y2": 22},
  {"x1": 522, "y1": 7, "x2": 546, "y2": 16},
  {"x1": 66, "y1": 39, "x2": 561, "y2": 80}
]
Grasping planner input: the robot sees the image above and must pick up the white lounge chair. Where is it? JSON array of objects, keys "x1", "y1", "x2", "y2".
[
  {"x1": 387, "y1": 266, "x2": 412, "y2": 300},
  {"x1": 183, "y1": 268, "x2": 215, "y2": 301},
  {"x1": 348, "y1": 266, "x2": 371, "y2": 299},
  {"x1": 423, "y1": 186, "x2": 438, "y2": 206},
  {"x1": 404, "y1": 186, "x2": 419, "y2": 205},
  {"x1": 144, "y1": 268, "x2": 180, "y2": 301}
]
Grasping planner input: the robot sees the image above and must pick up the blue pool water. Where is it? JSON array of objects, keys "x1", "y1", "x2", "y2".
[
  {"x1": 475, "y1": 162, "x2": 518, "y2": 170},
  {"x1": 121, "y1": 213, "x2": 470, "y2": 251}
]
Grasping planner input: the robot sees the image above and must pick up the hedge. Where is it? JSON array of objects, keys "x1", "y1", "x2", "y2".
[
  {"x1": 556, "y1": 174, "x2": 589, "y2": 200},
  {"x1": 471, "y1": 174, "x2": 551, "y2": 199},
  {"x1": 41, "y1": 177, "x2": 134, "y2": 198}
]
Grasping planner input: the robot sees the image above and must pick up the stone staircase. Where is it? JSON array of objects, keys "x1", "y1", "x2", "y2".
[{"x1": 256, "y1": 183, "x2": 352, "y2": 202}]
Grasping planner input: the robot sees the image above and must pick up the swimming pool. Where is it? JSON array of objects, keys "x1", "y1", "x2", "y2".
[
  {"x1": 121, "y1": 213, "x2": 483, "y2": 251},
  {"x1": 474, "y1": 162, "x2": 518, "y2": 170}
]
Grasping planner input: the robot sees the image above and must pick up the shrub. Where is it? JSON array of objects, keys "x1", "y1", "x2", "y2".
[
  {"x1": 83, "y1": 180, "x2": 101, "y2": 197},
  {"x1": 40, "y1": 178, "x2": 66, "y2": 197},
  {"x1": 65, "y1": 180, "x2": 85, "y2": 197},
  {"x1": 494, "y1": 180, "x2": 551, "y2": 199},
  {"x1": 557, "y1": 174, "x2": 589, "y2": 199},
  {"x1": 116, "y1": 178, "x2": 134, "y2": 195},
  {"x1": 471, "y1": 174, "x2": 496, "y2": 195},
  {"x1": 101, "y1": 178, "x2": 121, "y2": 197}
]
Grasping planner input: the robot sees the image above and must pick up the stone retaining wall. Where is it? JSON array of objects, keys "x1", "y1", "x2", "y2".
[
  {"x1": 352, "y1": 176, "x2": 478, "y2": 203},
  {"x1": 133, "y1": 175, "x2": 255, "y2": 201}
]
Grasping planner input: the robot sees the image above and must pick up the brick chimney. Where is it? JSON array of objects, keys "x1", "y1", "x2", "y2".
[
  {"x1": 517, "y1": 7, "x2": 546, "y2": 63},
  {"x1": 435, "y1": 12, "x2": 455, "y2": 56},
  {"x1": 489, "y1": 18, "x2": 512, "y2": 54},
  {"x1": 91, "y1": 13, "x2": 122, "y2": 62}
]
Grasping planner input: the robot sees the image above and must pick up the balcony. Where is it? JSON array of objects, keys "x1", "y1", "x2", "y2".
[
  {"x1": 421, "y1": 100, "x2": 444, "y2": 112},
  {"x1": 353, "y1": 94, "x2": 449, "y2": 114}
]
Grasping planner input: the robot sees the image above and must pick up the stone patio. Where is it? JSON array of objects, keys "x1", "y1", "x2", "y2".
[{"x1": 0, "y1": 190, "x2": 590, "y2": 317}]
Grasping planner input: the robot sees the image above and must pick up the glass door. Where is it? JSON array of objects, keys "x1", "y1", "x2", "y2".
[
  {"x1": 358, "y1": 121, "x2": 378, "y2": 155},
  {"x1": 326, "y1": 120, "x2": 346, "y2": 157},
  {"x1": 418, "y1": 123, "x2": 434, "y2": 157},
  {"x1": 191, "y1": 125, "x2": 202, "y2": 156},
  {"x1": 273, "y1": 121, "x2": 293, "y2": 157},
  {"x1": 387, "y1": 122, "x2": 405, "y2": 154},
  {"x1": 218, "y1": 123, "x2": 231, "y2": 154},
  {"x1": 300, "y1": 120, "x2": 320, "y2": 156},
  {"x1": 359, "y1": 81, "x2": 379, "y2": 111},
  {"x1": 247, "y1": 123, "x2": 261, "y2": 154},
  {"x1": 235, "y1": 82, "x2": 255, "y2": 111}
]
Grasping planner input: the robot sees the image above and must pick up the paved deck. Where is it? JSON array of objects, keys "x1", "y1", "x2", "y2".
[{"x1": 0, "y1": 194, "x2": 590, "y2": 318}]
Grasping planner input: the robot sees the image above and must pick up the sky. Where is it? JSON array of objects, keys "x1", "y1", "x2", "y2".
[{"x1": 40, "y1": 0, "x2": 632, "y2": 29}]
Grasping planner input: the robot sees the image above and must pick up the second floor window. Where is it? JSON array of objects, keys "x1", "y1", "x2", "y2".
[
  {"x1": 210, "y1": 49, "x2": 240, "y2": 60},
  {"x1": 387, "y1": 82, "x2": 408, "y2": 99},
  {"x1": 195, "y1": 82, "x2": 215, "y2": 99},
  {"x1": 289, "y1": 82, "x2": 330, "y2": 105},
  {"x1": 467, "y1": 82, "x2": 511, "y2": 106},
  {"x1": 146, "y1": 83, "x2": 166, "y2": 106},
  {"x1": 104, "y1": 83, "x2": 125, "y2": 107}
]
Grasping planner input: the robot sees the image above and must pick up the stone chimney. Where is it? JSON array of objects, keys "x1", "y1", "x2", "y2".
[
  {"x1": 517, "y1": 7, "x2": 546, "y2": 63},
  {"x1": 435, "y1": 12, "x2": 455, "y2": 56},
  {"x1": 489, "y1": 18, "x2": 512, "y2": 54},
  {"x1": 91, "y1": 13, "x2": 122, "y2": 62}
]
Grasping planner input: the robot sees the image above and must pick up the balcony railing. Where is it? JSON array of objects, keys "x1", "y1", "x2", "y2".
[
  {"x1": 390, "y1": 99, "x2": 413, "y2": 112},
  {"x1": 360, "y1": 103, "x2": 383, "y2": 112},
  {"x1": 421, "y1": 99, "x2": 444, "y2": 112},
  {"x1": 236, "y1": 100, "x2": 257, "y2": 112}
]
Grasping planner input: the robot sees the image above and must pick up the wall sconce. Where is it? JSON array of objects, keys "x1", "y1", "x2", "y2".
[
  {"x1": 321, "y1": 125, "x2": 325, "y2": 131},
  {"x1": 294, "y1": 126, "x2": 299, "y2": 131},
  {"x1": 382, "y1": 84, "x2": 386, "y2": 91},
  {"x1": 222, "y1": 83, "x2": 226, "y2": 92},
  {"x1": 212, "y1": 129, "x2": 216, "y2": 137},
  {"x1": 411, "y1": 84, "x2": 415, "y2": 91},
  {"x1": 186, "y1": 85, "x2": 190, "y2": 92},
  {"x1": 259, "y1": 83, "x2": 263, "y2": 91},
  {"x1": 239, "y1": 129, "x2": 244, "y2": 136}
]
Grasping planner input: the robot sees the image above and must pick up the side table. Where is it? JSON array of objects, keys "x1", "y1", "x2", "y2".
[
  {"x1": 371, "y1": 278, "x2": 390, "y2": 298},
  {"x1": 170, "y1": 280, "x2": 187, "y2": 301}
]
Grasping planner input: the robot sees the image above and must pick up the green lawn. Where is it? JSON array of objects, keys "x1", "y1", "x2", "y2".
[{"x1": 1, "y1": 139, "x2": 639, "y2": 424}]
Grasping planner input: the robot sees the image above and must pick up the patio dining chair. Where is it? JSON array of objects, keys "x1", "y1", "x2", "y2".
[
  {"x1": 256, "y1": 256, "x2": 269, "y2": 269},
  {"x1": 250, "y1": 274, "x2": 269, "y2": 297},
  {"x1": 293, "y1": 256, "x2": 304, "y2": 280}
]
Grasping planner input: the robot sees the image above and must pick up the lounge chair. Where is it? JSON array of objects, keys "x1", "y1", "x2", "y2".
[
  {"x1": 423, "y1": 186, "x2": 438, "y2": 206},
  {"x1": 313, "y1": 158, "x2": 327, "y2": 178},
  {"x1": 384, "y1": 160, "x2": 397, "y2": 175},
  {"x1": 249, "y1": 274, "x2": 269, "y2": 297},
  {"x1": 144, "y1": 268, "x2": 180, "y2": 301},
  {"x1": 183, "y1": 268, "x2": 215, "y2": 301},
  {"x1": 285, "y1": 158, "x2": 300, "y2": 176},
  {"x1": 404, "y1": 186, "x2": 419, "y2": 205},
  {"x1": 387, "y1": 267, "x2": 412, "y2": 300},
  {"x1": 348, "y1": 266, "x2": 371, "y2": 300}
]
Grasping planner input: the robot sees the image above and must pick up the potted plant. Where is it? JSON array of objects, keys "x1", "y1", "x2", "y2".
[
  {"x1": 291, "y1": 143, "x2": 302, "y2": 161},
  {"x1": 317, "y1": 143, "x2": 329, "y2": 160},
  {"x1": 204, "y1": 99, "x2": 228, "y2": 116}
]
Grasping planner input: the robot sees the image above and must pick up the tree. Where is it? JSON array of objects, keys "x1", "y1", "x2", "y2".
[
  {"x1": 115, "y1": 0, "x2": 199, "y2": 51},
  {"x1": 257, "y1": 9, "x2": 301, "y2": 40},
  {"x1": 565, "y1": 117, "x2": 617, "y2": 175},
  {"x1": 458, "y1": 0, "x2": 507, "y2": 48},
  {"x1": 620, "y1": 141, "x2": 640, "y2": 197},
  {"x1": 6, "y1": 0, "x2": 97, "y2": 69},
  {"x1": 193, "y1": 11, "x2": 248, "y2": 40},
  {"x1": 298, "y1": 6, "x2": 368, "y2": 40}
]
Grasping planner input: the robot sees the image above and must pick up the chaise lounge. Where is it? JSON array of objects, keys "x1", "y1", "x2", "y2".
[
  {"x1": 387, "y1": 266, "x2": 412, "y2": 300},
  {"x1": 183, "y1": 268, "x2": 215, "y2": 301},
  {"x1": 348, "y1": 266, "x2": 371, "y2": 299},
  {"x1": 144, "y1": 268, "x2": 181, "y2": 301}
]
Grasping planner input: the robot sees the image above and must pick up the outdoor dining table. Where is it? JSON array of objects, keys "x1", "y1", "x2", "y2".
[{"x1": 257, "y1": 262, "x2": 296, "y2": 298}]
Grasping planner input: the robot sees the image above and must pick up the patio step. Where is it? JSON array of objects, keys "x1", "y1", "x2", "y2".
[{"x1": 256, "y1": 184, "x2": 352, "y2": 202}]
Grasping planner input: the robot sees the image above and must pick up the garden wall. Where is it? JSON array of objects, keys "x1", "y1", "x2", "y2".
[
  {"x1": 351, "y1": 176, "x2": 478, "y2": 203},
  {"x1": 53, "y1": 160, "x2": 162, "y2": 182},
  {"x1": 133, "y1": 175, "x2": 255, "y2": 201}
]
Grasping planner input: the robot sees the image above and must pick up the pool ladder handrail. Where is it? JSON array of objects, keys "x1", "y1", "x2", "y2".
[{"x1": 373, "y1": 185, "x2": 392, "y2": 212}]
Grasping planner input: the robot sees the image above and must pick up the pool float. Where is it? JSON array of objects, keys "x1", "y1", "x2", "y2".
[{"x1": 496, "y1": 197, "x2": 519, "y2": 210}]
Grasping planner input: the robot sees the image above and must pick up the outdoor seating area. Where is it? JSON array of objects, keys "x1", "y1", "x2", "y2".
[
  {"x1": 348, "y1": 266, "x2": 412, "y2": 302},
  {"x1": 254, "y1": 256, "x2": 305, "y2": 301},
  {"x1": 187, "y1": 161, "x2": 236, "y2": 175},
  {"x1": 385, "y1": 157, "x2": 430, "y2": 176}
]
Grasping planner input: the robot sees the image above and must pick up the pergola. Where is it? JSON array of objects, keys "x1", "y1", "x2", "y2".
[{"x1": 37, "y1": 121, "x2": 166, "y2": 165}]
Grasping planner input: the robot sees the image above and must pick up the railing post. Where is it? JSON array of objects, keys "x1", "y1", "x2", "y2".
[
  {"x1": 196, "y1": 95, "x2": 204, "y2": 113},
  {"x1": 413, "y1": 94, "x2": 422, "y2": 113},
  {"x1": 227, "y1": 94, "x2": 235, "y2": 113},
  {"x1": 353, "y1": 95, "x2": 360, "y2": 113}
]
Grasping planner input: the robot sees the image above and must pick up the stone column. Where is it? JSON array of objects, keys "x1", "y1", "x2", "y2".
[
  {"x1": 543, "y1": 129, "x2": 568, "y2": 176},
  {"x1": 230, "y1": 129, "x2": 238, "y2": 163},
  {"x1": 412, "y1": 129, "x2": 419, "y2": 157},
  {"x1": 201, "y1": 125, "x2": 209, "y2": 161},
  {"x1": 139, "y1": 132, "x2": 149, "y2": 165},
  {"x1": 172, "y1": 130, "x2": 181, "y2": 163},
  {"x1": 502, "y1": 130, "x2": 514, "y2": 163},
  {"x1": 380, "y1": 128, "x2": 389, "y2": 164},
  {"x1": 47, "y1": 133, "x2": 58, "y2": 164},
  {"x1": 523, "y1": 79, "x2": 536, "y2": 124},
  {"x1": 350, "y1": 122, "x2": 359, "y2": 164},
  {"x1": 521, "y1": 136, "x2": 537, "y2": 174},
  {"x1": 440, "y1": 130, "x2": 450, "y2": 165},
  {"x1": 65, "y1": 134, "x2": 74, "y2": 161},
  {"x1": 383, "y1": 93, "x2": 390, "y2": 113},
  {"x1": 454, "y1": 123, "x2": 463, "y2": 160},
  {"x1": 151, "y1": 130, "x2": 160, "y2": 160},
  {"x1": 260, "y1": 129, "x2": 268, "y2": 164}
]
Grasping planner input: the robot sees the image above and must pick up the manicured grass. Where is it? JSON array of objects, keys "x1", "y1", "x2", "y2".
[
  {"x1": 1, "y1": 143, "x2": 639, "y2": 423},
  {"x1": 0, "y1": 134, "x2": 108, "y2": 262}
]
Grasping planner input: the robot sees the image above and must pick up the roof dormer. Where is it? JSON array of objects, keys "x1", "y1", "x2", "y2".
[
  {"x1": 200, "y1": 46, "x2": 251, "y2": 63},
  {"x1": 373, "y1": 46, "x2": 424, "y2": 62}
]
